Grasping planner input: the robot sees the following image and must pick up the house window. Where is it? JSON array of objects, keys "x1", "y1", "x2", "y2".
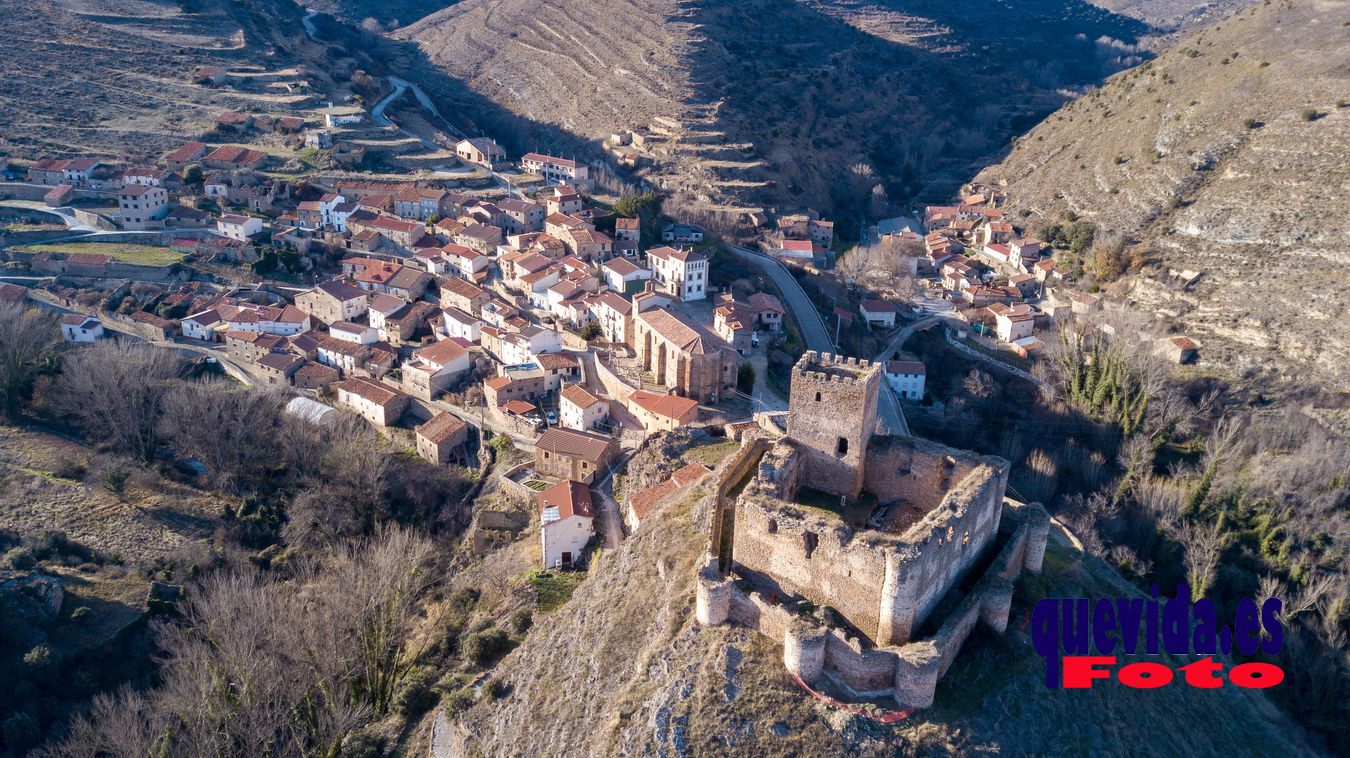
[{"x1": 836, "y1": 437, "x2": 848, "y2": 456}]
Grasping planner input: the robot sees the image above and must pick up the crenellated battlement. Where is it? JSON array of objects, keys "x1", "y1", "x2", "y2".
[{"x1": 792, "y1": 351, "x2": 874, "y2": 385}]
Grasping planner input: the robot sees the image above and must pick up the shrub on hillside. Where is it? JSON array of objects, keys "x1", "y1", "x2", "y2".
[{"x1": 3, "y1": 547, "x2": 36, "y2": 571}]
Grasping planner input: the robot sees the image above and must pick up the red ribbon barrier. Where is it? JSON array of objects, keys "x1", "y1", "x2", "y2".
[{"x1": 790, "y1": 673, "x2": 916, "y2": 724}]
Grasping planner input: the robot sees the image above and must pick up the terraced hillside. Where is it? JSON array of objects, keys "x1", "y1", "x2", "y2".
[
  {"x1": 972, "y1": 0, "x2": 1350, "y2": 390},
  {"x1": 0, "y1": 0, "x2": 315, "y2": 161},
  {"x1": 401, "y1": 0, "x2": 1161, "y2": 222}
]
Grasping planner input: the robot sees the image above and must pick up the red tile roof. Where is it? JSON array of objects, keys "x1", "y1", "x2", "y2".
[
  {"x1": 417, "y1": 411, "x2": 468, "y2": 444},
  {"x1": 539, "y1": 479, "x2": 594, "y2": 520}
]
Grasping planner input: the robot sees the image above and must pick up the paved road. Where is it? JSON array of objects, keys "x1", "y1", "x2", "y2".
[
  {"x1": 723, "y1": 245, "x2": 831, "y2": 352},
  {"x1": 299, "y1": 7, "x2": 318, "y2": 37},
  {"x1": 591, "y1": 451, "x2": 634, "y2": 549},
  {"x1": 0, "y1": 202, "x2": 98, "y2": 232},
  {"x1": 25, "y1": 292, "x2": 261, "y2": 385},
  {"x1": 748, "y1": 344, "x2": 787, "y2": 411},
  {"x1": 869, "y1": 316, "x2": 941, "y2": 437},
  {"x1": 372, "y1": 76, "x2": 520, "y2": 194}
]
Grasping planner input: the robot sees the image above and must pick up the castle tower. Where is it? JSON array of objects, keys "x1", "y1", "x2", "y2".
[{"x1": 786, "y1": 351, "x2": 881, "y2": 499}]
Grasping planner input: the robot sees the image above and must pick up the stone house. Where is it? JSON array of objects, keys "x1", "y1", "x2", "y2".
[
  {"x1": 293, "y1": 362, "x2": 340, "y2": 390},
  {"x1": 613, "y1": 217, "x2": 640, "y2": 242},
  {"x1": 455, "y1": 138, "x2": 506, "y2": 168},
  {"x1": 401, "y1": 339, "x2": 471, "y2": 401},
  {"x1": 129, "y1": 311, "x2": 177, "y2": 341},
  {"x1": 534, "y1": 428, "x2": 618, "y2": 485},
  {"x1": 416, "y1": 411, "x2": 470, "y2": 465},
  {"x1": 440, "y1": 276, "x2": 490, "y2": 316},
  {"x1": 257, "y1": 352, "x2": 306, "y2": 385},
  {"x1": 713, "y1": 300, "x2": 752, "y2": 353},
  {"x1": 627, "y1": 390, "x2": 699, "y2": 431},
  {"x1": 533, "y1": 351, "x2": 581, "y2": 391},
  {"x1": 747, "y1": 292, "x2": 785, "y2": 332},
  {"x1": 1157, "y1": 336, "x2": 1200, "y2": 364},
  {"x1": 336, "y1": 377, "x2": 409, "y2": 427},
  {"x1": 483, "y1": 371, "x2": 546, "y2": 410},
  {"x1": 496, "y1": 198, "x2": 546, "y2": 234},
  {"x1": 296, "y1": 280, "x2": 368, "y2": 325}
]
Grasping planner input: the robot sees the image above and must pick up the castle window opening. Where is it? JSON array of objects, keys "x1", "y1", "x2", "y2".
[
  {"x1": 767, "y1": 519, "x2": 777, "y2": 534},
  {"x1": 815, "y1": 391, "x2": 821, "y2": 402},
  {"x1": 803, "y1": 531, "x2": 818, "y2": 559},
  {"x1": 836, "y1": 437, "x2": 848, "y2": 456}
]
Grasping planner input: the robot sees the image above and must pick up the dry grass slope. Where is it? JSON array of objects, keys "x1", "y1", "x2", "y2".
[
  {"x1": 0, "y1": 0, "x2": 312, "y2": 161},
  {"x1": 974, "y1": 0, "x2": 1349, "y2": 390},
  {"x1": 444, "y1": 468, "x2": 1312, "y2": 755}
]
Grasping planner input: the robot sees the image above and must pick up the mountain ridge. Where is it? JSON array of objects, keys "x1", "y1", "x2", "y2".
[{"x1": 971, "y1": 0, "x2": 1350, "y2": 390}]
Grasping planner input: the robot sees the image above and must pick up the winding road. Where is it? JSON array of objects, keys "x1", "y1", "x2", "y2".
[
  {"x1": 723, "y1": 244, "x2": 914, "y2": 435},
  {"x1": 723, "y1": 245, "x2": 831, "y2": 351}
]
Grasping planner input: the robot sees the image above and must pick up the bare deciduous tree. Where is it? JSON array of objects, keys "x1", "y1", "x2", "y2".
[
  {"x1": 47, "y1": 528, "x2": 438, "y2": 757},
  {"x1": 0, "y1": 303, "x2": 58, "y2": 417},
  {"x1": 159, "y1": 383, "x2": 290, "y2": 493},
  {"x1": 1170, "y1": 518, "x2": 1227, "y2": 599},
  {"x1": 51, "y1": 342, "x2": 182, "y2": 461}
]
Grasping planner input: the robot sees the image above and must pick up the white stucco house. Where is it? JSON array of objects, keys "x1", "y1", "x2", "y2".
[
  {"x1": 559, "y1": 383, "x2": 609, "y2": 432},
  {"x1": 60, "y1": 314, "x2": 104, "y2": 342},
  {"x1": 539, "y1": 480, "x2": 595, "y2": 568},
  {"x1": 884, "y1": 360, "x2": 926, "y2": 400}
]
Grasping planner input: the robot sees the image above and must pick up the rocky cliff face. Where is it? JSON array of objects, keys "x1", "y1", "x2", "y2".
[{"x1": 974, "y1": 0, "x2": 1349, "y2": 389}]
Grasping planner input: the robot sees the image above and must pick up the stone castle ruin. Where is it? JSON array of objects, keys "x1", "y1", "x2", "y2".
[{"x1": 697, "y1": 352, "x2": 1049, "y2": 706}]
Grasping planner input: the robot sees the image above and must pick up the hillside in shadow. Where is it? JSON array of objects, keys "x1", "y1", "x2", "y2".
[{"x1": 402, "y1": 0, "x2": 1156, "y2": 222}]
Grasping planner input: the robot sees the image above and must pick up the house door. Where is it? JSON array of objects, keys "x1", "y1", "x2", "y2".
[{"x1": 561, "y1": 552, "x2": 573, "y2": 565}]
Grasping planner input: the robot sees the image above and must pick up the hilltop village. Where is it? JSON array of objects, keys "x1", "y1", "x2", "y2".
[{"x1": 0, "y1": 53, "x2": 1189, "y2": 713}]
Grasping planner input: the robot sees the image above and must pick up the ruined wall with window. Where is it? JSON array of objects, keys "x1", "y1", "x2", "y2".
[{"x1": 730, "y1": 436, "x2": 1007, "y2": 646}]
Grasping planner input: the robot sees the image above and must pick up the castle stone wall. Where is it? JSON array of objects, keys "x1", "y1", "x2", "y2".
[
  {"x1": 882, "y1": 462, "x2": 1008, "y2": 645},
  {"x1": 732, "y1": 495, "x2": 891, "y2": 642},
  {"x1": 700, "y1": 499, "x2": 1047, "y2": 707},
  {"x1": 862, "y1": 436, "x2": 980, "y2": 511},
  {"x1": 824, "y1": 633, "x2": 899, "y2": 695}
]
